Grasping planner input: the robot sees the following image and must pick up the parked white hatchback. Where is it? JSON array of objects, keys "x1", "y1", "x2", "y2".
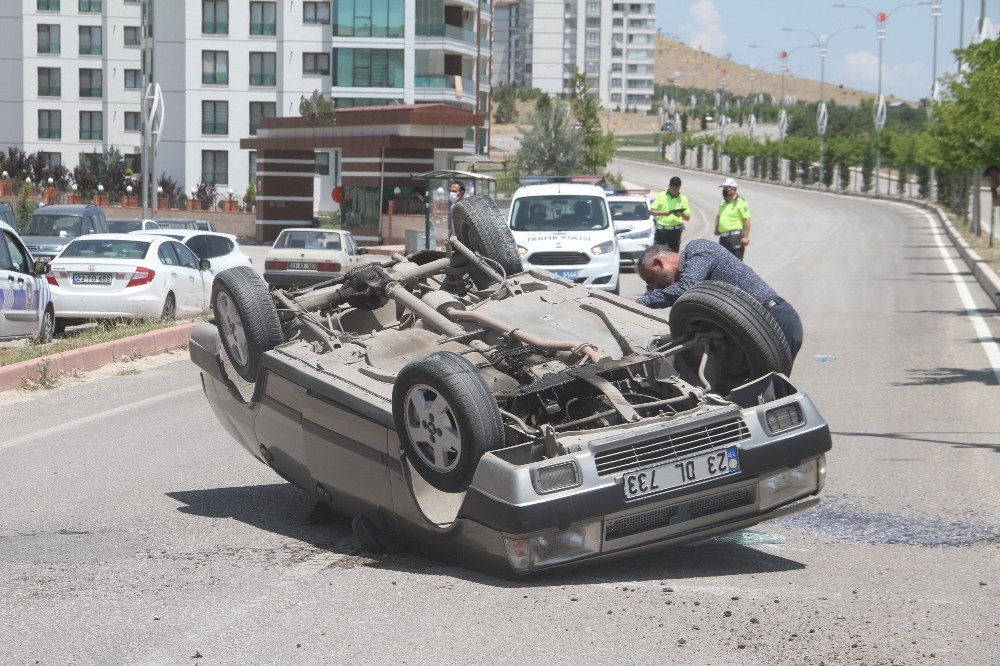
[
  {"x1": 131, "y1": 229, "x2": 252, "y2": 276},
  {"x1": 47, "y1": 233, "x2": 212, "y2": 331}
]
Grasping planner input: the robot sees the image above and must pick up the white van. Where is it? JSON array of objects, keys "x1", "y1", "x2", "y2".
[{"x1": 507, "y1": 181, "x2": 620, "y2": 294}]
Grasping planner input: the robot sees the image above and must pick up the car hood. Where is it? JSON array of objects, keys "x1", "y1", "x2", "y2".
[{"x1": 510, "y1": 231, "x2": 610, "y2": 251}]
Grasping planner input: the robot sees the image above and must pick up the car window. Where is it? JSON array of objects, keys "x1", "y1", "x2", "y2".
[
  {"x1": 609, "y1": 201, "x2": 649, "y2": 221},
  {"x1": 158, "y1": 242, "x2": 179, "y2": 266},
  {"x1": 3, "y1": 230, "x2": 30, "y2": 273},
  {"x1": 83, "y1": 217, "x2": 96, "y2": 234},
  {"x1": 172, "y1": 241, "x2": 200, "y2": 269},
  {"x1": 344, "y1": 234, "x2": 358, "y2": 254},
  {"x1": 207, "y1": 235, "x2": 233, "y2": 257},
  {"x1": 185, "y1": 235, "x2": 209, "y2": 258},
  {"x1": 108, "y1": 220, "x2": 141, "y2": 233}
]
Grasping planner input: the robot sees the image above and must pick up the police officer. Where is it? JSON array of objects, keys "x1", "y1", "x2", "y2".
[
  {"x1": 714, "y1": 177, "x2": 751, "y2": 260},
  {"x1": 649, "y1": 176, "x2": 690, "y2": 252}
]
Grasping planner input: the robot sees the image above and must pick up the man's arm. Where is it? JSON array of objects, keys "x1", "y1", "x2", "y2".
[{"x1": 740, "y1": 217, "x2": 751, "y2": 247}]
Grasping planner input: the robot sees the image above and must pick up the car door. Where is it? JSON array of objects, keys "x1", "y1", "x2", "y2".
[
  {"x1": 168, "y1": 241, "x2": 209, "y2": 314},
  {"x1": 0, "y1": 228, "x2": 42, "y2": 339},
  {"x1": 343, "y1": 232, "x2": 366, "y2": 269}
]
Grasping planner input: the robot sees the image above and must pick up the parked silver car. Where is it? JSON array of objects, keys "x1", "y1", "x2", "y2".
[{"x1": 190, "y1": 196, "x2": 831, "y2": 577}]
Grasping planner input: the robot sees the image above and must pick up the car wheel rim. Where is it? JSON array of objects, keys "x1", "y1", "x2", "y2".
[
  {"x1": 162, "y1": 297, "x2": 176, "y2": 320},
  {"x1": 42, "y1": 311, "x2": 54, "y2": 342},
  {"x1": 403, "y1": 384, "x2": 462, "y2": 473},
  {"x1": 216, "y1": 290, "x2": 248, "y2": 367}
]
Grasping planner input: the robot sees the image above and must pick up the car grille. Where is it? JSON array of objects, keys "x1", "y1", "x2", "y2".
[
  {"x1": 605, "y1": 487, "x2": 754, "y2": 540},
  {"x1": 528, "y1": 251, "x2": 590, "y2": 266},
  {"x1": 593, "y1": 417, "x2": 750, "y2": 476}
]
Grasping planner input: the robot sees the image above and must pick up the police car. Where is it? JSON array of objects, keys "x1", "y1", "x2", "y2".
[
  {"x1": 0, "y1": 220, "x2": 55, "y2": 343},
  {"x1": 607, "y1": 189, "x2": 655, "y2": 270},
  {"x1": 507, "y1": 178, "x2": 619, "y2": 293}
]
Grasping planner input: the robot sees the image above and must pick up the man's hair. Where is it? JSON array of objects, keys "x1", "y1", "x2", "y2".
[
  {"x1": 450, "y1": 180, "x2": 466, "y2": 193},
  {"x1": 669, "y1": 176, "x2": 682, "y2": 187},
  {"x1": 984, "y1": 165, "x2": 1000, "y2": 177},
  {"x1": 637, "y1": 244, "x2": 677, "y2": 271}
]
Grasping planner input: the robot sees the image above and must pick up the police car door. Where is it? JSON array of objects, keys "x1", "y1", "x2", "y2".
[{"x1": 1, "y1": 227, "x2": 42, "y2": 339}]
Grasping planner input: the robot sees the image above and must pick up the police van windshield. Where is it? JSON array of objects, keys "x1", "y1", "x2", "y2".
[{"x1": 510, "y1": 196, "x2": 609, "y2": 232}]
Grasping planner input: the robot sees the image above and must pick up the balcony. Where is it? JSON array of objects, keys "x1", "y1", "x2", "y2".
[
  {"x1": 38, "y1": 0, "x2": 60, "y2": 10},
  {"x1": 202, "y1": 122, "x2": 229, "y2": 135},
  {"x1": 80, "y1": 129, "x2": 102, "y2": 140},
  {"x1": 202, "y1": 21, "x2": 229, "y2": 35},
  {"x1": 80, "y1": 86, "x2": 102, "y2": 97},
  {"x1": 38, "y1": 43, "x2": 61, "y2": 54},
  {"x1": 249, "y1": 73, "x2": 276, "y2": 86},
  {"x1": 38, "y1": 85, "x2": 61, "y2": 96},
  {"x1": 79, "y1": 44, "x2": 102, "y2": 56},
  {"x1": 39, "y1": 128, "x2": 62, "y2": 139},
  {"x1": 250, "y1": 22, "x2": 276, "y2": 36},
  {"x1": 201, "y1": 171, "x2": 228, "y2": 184},
  {"x1": 79, "y1": 0, "x2": 101, "y2": 11},
  {"x1": 202, "y1": 72, "x2": 229, "y2": 85},
  {"x1": 415, "y1": 23, "x2": 479, "y2": 47}
]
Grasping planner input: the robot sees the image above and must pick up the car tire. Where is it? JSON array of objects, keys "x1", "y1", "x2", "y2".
[
  {"x1": 35, "y1": 306, "x2": 55, "y2": 344},
  {"x1": 392, "y1": 351, "x2": 505, "y2": 493},
  {"x1": 451, "y1": 195, "x2": 523, "y2": 287},
  {"x1": 668, "y1": 280, "x2": 792, "y2": 393},
  {"x1": 160, "y1": 293, "x2": 176, "y2": 321},
  {"x1": 212, "y1": 266, "x2": 284, "y2": 382}
]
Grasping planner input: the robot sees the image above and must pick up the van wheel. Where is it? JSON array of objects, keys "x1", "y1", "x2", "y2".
[
  {"x1": 451, "y1": 195, "x2": 523, "y2": 287},
  {"x1": 35, "y1": 306, "x2": 55, "y2": 344}
]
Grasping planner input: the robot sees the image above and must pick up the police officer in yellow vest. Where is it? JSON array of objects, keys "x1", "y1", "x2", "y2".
[
  {"x1": 715, "y1": 177, "x2": 751, "y2": 260},
  {"x1": 649, "y1": 176, "x2": 690, "y2": 252}
]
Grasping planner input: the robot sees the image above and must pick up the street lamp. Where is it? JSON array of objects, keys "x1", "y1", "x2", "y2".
[
  {"x1": 834, "y1": 2, "x2": 931, "y2": 195},
  {"x1": 782, "y1": 24, "x2": 864, "y2": 183}
]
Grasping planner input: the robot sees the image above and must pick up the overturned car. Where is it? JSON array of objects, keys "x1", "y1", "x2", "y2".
[{"x1": 189, "y1": 195, "x2": 831, "y2": 577}]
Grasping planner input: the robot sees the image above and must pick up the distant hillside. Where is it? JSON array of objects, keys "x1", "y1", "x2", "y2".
[{"x1": 654, "y1": 35, "x2": 904, "y2": 107}]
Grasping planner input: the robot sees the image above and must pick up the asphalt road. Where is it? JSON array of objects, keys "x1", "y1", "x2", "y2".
[{"x1": 2, "y1": 170, "x2": 999, "y2": 665}]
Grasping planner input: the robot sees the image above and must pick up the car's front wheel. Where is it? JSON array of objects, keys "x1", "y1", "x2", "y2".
[
  {"x1": 212, "y1": 266, "x2": 283, "y2": 382},
  {"x1": 669, "y1": 280, "x2": 791, "y2": 393},
  {"x1": 392, "y1": 351, "x2": 505, "y2": 492}
]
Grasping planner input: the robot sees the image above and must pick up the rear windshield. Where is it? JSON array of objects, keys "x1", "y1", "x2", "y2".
[
  {"x1": 275, "y1": 230, "x2": 343, "y2": 251},
  {"x1": 25, "y1": 215, "x2": 82, "y2": 237},
  {"x1": 155, "y1": 220, "x2": 196, "y2": 229},
  {"x1": 609, "y1": 201, "x2": 650, "y2": 221},
  {"x1": 61, "y1": 239, "x2": 151, "y2": 259},
  {"x1": 108, "y1": 220, "x2": 142, "y2": 233},
  {"x1": 510, "y1": 196, "x2": 610, "y2": 232}
]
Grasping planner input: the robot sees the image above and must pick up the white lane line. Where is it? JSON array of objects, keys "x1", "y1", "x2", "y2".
[
  {"x1": 922, "y1": 209, "x2": 1000, "y2": 384},
  {"x1": 1, "y1": 384, "x2": 200, "y2": 451}
]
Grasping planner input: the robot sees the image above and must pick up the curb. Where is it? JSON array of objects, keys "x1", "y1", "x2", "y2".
[{"x1": 0, "y1": 322, "x2": 197, "y2": 393}]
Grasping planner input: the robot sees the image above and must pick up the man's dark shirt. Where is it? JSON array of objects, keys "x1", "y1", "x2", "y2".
[{"x1": 637, "y1": 239, "x2": 779, "y2": 308}]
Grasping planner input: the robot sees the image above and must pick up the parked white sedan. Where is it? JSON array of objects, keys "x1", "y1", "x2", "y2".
[
  {"x1": 264, "y1": 228, "x2": 381, "y2": 288},
  {"x1": 131, "y1": 229, "x2": 252, "y2": 276},
  {"x1": 47, "y1": 234, "x2": 211, "y2": 330}
]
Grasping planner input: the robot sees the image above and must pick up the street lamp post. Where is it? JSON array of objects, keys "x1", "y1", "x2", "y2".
[
  {"x1": 835, "y1": 2, "x2": 931, "y2": 196},
  {"x1": 782, "y1": 25, "x2": 864, "y2": 185}
]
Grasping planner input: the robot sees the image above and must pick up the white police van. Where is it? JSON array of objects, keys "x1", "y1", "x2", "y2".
[
  {"x1": 507, "y1": 178, "x2": 619, "y2": 294},
  {"x1": 1, "y1": 219, "x2": 55, "y2": 343}
]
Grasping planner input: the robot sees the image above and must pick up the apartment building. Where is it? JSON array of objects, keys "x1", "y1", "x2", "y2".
[
  {"x1": 494, "y1": 0, "x2": 655, "y2": 112},
  {"x1": 0, "y1": 0, "x2": 492, "y2": 212}
]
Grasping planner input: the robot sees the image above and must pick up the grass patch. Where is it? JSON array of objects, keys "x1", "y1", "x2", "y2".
[{"x1": 0, "y1": 317, "x2": 203, "y2": 368}]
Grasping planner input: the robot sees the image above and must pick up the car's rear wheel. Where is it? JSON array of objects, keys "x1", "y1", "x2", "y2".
[
  {"x1": 451, "y1": 195, "x2": 523, "y2": 287},
  {"x1": 212, "y1": 266, "x2": 283, "y2": 382},
  {"x1": 35, "y1": 306, "x2": 55, "y2": 344},
  {"x1": 392, "y1": 351, "x2": 505, "y2": 492},
  {"x1": 669, "y1": 280, "x2": 791, "y2": 394},
  {"x1": 160, "y1": 293, "x2": 176, "y2": 321}
]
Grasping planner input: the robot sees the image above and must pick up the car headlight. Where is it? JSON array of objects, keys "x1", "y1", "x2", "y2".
[
  {"x1": 758, "y1": 457, "x2": 822, "y2": 511},
  {"x1": 517, "y1": 245, "x2": 528, "y2": 257},
  {"x1": 619, "y1": 228, "x2": 652, "y2": 240},
  {"x1": 591, "y1": 240, "x2": 615, "y2": 256},
  {"x1": 504, "y1": 521, "x2": 602, "y2": 573}
]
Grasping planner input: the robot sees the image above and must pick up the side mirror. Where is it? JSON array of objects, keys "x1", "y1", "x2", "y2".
[
  {"x1": 34, "y1": 259, "x2": 51, "y2": 275},
  {"x1": 200, "y1": 258, "x2": 212, "y2": 271},
  {"x1": 357, "y1": 247, "x2": 368, "y2": 255}
]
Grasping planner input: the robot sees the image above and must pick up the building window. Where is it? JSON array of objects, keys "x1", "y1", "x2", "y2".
[
  {"x1": 250, "y1": 1, "x2": 276, "y2": 35},
  {"x1": 315, "y1": 152, "x2": 330, "y2": 175},
  {"x1": 79, "y1": 69, "x2": 102, "y2": 98},
  {"x1": 38, "y1": 110, "x2": 61, "y2": 140},
  {"x1": 79, "y1": 26, "x2": 102, "y2": 55},
  {"x1": 203, "y1": 0, "x2": 229, "y2": 34},
  {"x1": 40, "y1": 152, "x2": 62, "y2": 169},
  {"x1": 202, "y1": 101, "x2": 229, "y2": 135},
  {"x1": 303, "y1": 52, "x2": 330, "y2": 75},
  {"x1": 124, "y1": 69, "x2": 141, "y2": 89},
  {"x1": 124, "y1": 154, "x2": 140, "y2": 173},
  {"x1": 79, "y1": 0, "x2": 101, "y2": 11},
  {"x1": 38, "y1": 0, "x2": 60, "y2": 10},
  {"x1": 124, "y1": 26, "x2": 141, "y2": 47},
  {"x1": 585, "y1": 47, "x2": 599, "y2": 59},
  {"x1": 38, "y1": 67, "x2": 61, "y2": 97},
  {"x1": 202, "y1": 50, "x2": 229, "y2": 85},
  {"x1": 332, "y1": 49, "x2": 404, "y2": 87},
  {"x1": 124, "y1": 111, "x2": 141, "y2": 132},
  {"x1": 80, "y1": 111, "x2": 102, "y2": 140},
  {"x1": 249, "y1": 152, "x2": 257, "y2": 185},
  {"x1": 248, "y1": 101, "x2": 275, "y2": 135},
  {"x1": 202, "y1": 150, "x2": 228, "y2": 184},
  {"x1": 586, "y1": 1, "x2": 600, "y2": 13},
  {"x1": 37, "y1": 25, "x2": 60, "y2": 54},
  {"x1": 341, "y1": 0, "x2": 404, "y2": 37},
  {"x1": 249, "y1": 52, "x2": 276, "y2": 86},
  {"x1": 304, "y1": 1, "x2": 331, "y2": 24}
]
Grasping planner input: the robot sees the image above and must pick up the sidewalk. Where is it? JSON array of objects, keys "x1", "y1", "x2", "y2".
[{"x1": 0, "y1": 323, "x2": 196, "y2": 393}]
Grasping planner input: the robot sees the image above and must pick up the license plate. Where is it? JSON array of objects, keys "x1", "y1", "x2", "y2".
[
  {"x1": 289, "y1": 262, "x2": 317, "y2": 270},
  {"x1": 73, "y1": 273, "x2": 112, "y2": 285},
  {"x1": 554, "y1": 270, "x2": 578, "y2": 280},
  {"x1": 623, "y1": 446, "x2": 741, "y2": 500}
]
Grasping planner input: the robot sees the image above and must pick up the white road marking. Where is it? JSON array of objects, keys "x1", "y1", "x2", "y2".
[{"x1": 921, "y1": 208, "x2": 1000, "y2": 384}]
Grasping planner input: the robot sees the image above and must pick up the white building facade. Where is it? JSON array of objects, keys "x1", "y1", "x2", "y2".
[{"x1": 0, "y1": 0, "x2": 492, "y2": 210}]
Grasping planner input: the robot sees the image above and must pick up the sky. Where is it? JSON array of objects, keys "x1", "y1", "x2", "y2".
[{"x1": 654, "y1": 0, "x2": 999, "y2": 102}]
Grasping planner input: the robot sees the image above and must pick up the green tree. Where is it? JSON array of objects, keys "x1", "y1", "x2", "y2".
[
  {"x1": 515, "y1": 98, "x2": 583, "y2": 175},
  {"x1": 566, "y1": 70, "x2": 617, "y2": 175},
  {"x1": 493, "y1": 83, "x2": 518, "y2": 125},
  {"x1": 932, "y1": 37, "x2": 1000, "y2": 172}
]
